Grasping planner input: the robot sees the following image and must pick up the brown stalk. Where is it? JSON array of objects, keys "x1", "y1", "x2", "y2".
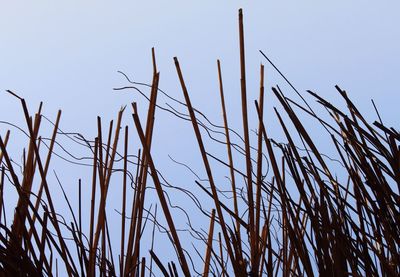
[
  {"x1": 120, "y1": 125, "x2": 129, "y2": 276},
  {"x1": 203, "y1": 209, "x2": 216, "y2": 277},
  {"x1": 140, "y1": 257, "x2": 146, "y2": 277},
  {"x1": 102, "y1": 120, "x2": 114, "y2": 181},
  {"x1": 132, "y1": 103, "x2": 191, "y2": 276},
  {"x1": 0, "y1": 166, "x2": 5, "y2": 224},
  {"x1": 0, "y1": 130, "x2": 10, "y2": 166},
  {"x1": 254, "y1": 64, "x2": 265, "y2": 273},
  {"x1": 124, "y1": 149, "x2": 142, "y2": 275},
  {"x1": 126, "y1": 52, "x2": 159, "y2": 274},
  {"x1": 149, "y1": 204, "x2": 158, "y2": 277},
  {"x1": 12, "y1": 111, "x2": 41, "y2": 243},
  {"x1": 216, "y1": 60, "x2": 240, "y2": 242},
  {"x1": 131, "y1": 71, "x2": 160, "y2": 273},
  {"x1": 125, "y1": 54, "x2": 159, "y2": 274},
  {"x1": 238, "y1": 10, "x2": 256, "y2": 273},
  {"x1": 88, "y1": 137, "x2": 99, "y2": 276},
  {"x1": 218, "y1": 232, "x2": 226, "y2": 277}
]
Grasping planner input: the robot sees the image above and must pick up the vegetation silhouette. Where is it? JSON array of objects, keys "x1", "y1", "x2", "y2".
[{"x1": 0, "y1": 9, "x2": 399, "y2": 276}]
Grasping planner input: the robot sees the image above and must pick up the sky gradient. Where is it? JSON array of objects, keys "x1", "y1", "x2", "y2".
[
  {"x1": 1, "y1": 2, "x2": 399, "y2": 128},
  {"x1": 0, "y1": 2, "x2": 399, "y2": 273}
]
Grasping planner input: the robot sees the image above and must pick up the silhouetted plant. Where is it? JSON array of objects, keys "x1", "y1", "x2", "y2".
[{"x1": 0, "y1": 9, "x2": 399, "y2": 277}]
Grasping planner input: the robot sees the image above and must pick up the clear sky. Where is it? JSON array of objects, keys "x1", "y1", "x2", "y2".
[
  {"x1": 1, "y1": 1, "x2": 399, "y2": 128},
  {"x1": 1, "y1": 1, "x2": 399, "y2": 274}
]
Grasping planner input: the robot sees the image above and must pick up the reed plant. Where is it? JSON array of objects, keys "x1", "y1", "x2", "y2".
[{"x1": 0, "y1": 9, "x2": 398, "y2": 276}]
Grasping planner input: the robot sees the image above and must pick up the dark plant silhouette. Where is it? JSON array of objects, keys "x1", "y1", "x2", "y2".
[{"x1": 0, "y1": 9, "x2": 399, "y2": 277}]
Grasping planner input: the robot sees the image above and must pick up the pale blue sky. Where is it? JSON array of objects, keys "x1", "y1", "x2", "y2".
[
  {"x1": 1, "y1": 2, "x2": 399, "y2": 129},
  {"x1": 0, "y1": 1, "x2": 399, "y2": 274}
]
